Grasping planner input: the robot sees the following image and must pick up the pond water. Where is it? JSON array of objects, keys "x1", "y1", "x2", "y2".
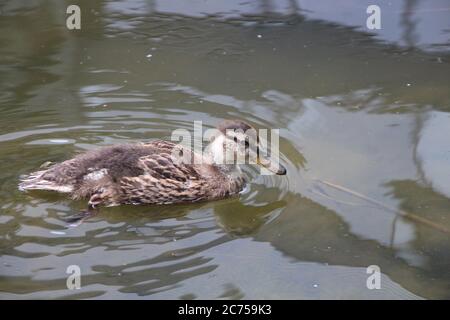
[{"x1": 0, "y1": 1, "x2": 449, "y2": 299}]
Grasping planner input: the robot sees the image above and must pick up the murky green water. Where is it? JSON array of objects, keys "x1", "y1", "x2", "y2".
[{"x1": 1, "y1": 1, "x2": 450, "y2": 299}]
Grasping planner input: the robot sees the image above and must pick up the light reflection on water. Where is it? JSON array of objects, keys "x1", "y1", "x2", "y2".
[{"x1": 0, "y1": 0, "x2": 449, "y2": 299}]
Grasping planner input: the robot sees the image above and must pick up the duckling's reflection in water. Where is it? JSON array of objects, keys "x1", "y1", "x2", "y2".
[
  {"x1": 76, "y1": 188, "x2": 287, "y2": 238},
  {"x1": 214, "y1": 194, "x2": 287, "y2": 237}
]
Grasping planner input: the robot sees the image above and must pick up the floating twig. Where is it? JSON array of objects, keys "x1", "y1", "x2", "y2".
[{"x1": 314, "y1": 179, "x2": 450, "y2": 234}]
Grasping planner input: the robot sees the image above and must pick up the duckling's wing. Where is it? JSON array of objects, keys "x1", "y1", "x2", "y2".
[
  {"x1": 119, "y1": 151, "x2": 209, "y2": 204},
  {"x1": 18, "y1": 141, "x2": 172, "y2": 194}
]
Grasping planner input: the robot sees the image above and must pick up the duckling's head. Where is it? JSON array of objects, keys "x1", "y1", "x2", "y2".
[{"x1": 206, "y1": 119, "x2": 287, "y2": 175}]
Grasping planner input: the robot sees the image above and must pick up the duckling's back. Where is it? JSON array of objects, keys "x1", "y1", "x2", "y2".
[{"x1": 18, "y1": 140, "x2": 243, "y2": 207}]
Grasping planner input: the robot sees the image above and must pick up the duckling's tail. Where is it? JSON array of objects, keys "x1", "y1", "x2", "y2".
[{"x1": 18, "y1": 169, "x2": 73, "y2": 193}]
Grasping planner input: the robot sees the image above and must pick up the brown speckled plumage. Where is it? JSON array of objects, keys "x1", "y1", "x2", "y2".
[{"x1": 19, "y1": 140, "x2": 245, "y2": 207}]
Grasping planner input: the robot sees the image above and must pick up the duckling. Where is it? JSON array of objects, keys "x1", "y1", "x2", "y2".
[{"x1": 19, "y1": 120, "x2": 286, "y2": 213}]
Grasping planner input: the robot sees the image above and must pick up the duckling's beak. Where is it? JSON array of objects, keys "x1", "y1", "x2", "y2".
[{"x1": 257, "y1": 155, "x2": 287, "y2": 175}]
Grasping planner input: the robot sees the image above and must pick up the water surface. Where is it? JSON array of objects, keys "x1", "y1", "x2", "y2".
[{"x1": 0, "y1": 0, "x2": 450, "y2": 299}]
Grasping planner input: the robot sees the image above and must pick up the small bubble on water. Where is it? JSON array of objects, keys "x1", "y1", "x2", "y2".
[{"x1": 257, "y1": 34, "x2": 262, "y2": 38}]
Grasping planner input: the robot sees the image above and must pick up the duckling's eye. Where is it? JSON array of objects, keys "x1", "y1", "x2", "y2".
[{"x1": 233, "y1": 137, "x2": 238, "y2": 143}]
